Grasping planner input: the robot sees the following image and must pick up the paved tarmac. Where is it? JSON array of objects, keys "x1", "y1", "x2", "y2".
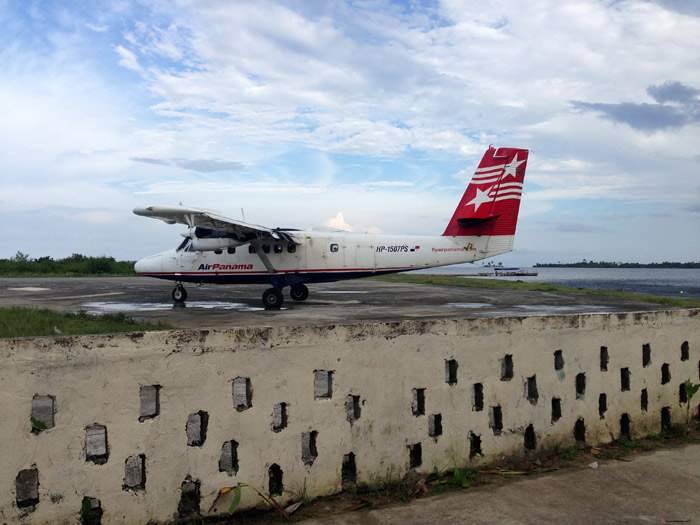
[
  {"x1": 306, "y1": 443, "x2": 700, "y2": 525},
  {"x1": 0, "y1": 276, "x2": 673, "y2": 329}
]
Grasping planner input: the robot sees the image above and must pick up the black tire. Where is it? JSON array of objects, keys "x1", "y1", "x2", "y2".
[
  {"x1": 172, "y1": 285, "x2": 187, "y2": 303},
  {"x1": 290, "y1": 283, "x2": 309, "y2": 302},
  {"x1": 262, "y1": 288, "x2": 284, "y2": 309}
]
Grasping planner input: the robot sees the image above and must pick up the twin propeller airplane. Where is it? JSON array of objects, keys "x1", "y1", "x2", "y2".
[{"x1": 134, "y1": 146, "x2": 529, "y2": 308}]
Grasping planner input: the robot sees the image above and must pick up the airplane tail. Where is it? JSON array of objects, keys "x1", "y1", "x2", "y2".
[{"x1": 442, "y1": 146, "x2": 529, "y2": 255}]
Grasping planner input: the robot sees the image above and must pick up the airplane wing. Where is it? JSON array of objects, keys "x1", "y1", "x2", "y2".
[{"x1": 133, "y1": 205, "x2": 299, "y2": 244}]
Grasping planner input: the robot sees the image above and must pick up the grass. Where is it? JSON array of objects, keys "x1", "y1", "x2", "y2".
[
  {"x1": 369, "y1": 273, "x2": 700, "y2": 309},
  {"x1": 0, "y1": 307, "x2": 172, "y2": 338}
]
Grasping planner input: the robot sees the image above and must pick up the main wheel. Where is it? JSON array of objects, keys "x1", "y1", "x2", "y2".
[
  {"x1": 172, "y1": 284, "x2": 187, "y2": 303},
  {"x1": 262, "y1": 288, "x2": 284, "y2": 309},
  {"x1": 290, "y1": 283, "x2": 309, "y2": 302}
]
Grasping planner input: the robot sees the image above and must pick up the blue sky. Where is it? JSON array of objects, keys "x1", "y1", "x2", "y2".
[{"x1": 1, "y1": 0, "x2": 699, "y2": 265}]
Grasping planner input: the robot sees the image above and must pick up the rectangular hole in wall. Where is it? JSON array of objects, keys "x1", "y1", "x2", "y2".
[
  {"x1": 429, "y1": 414, "x2": 442, "y2": 438},
  {"x1": 661, "y1": 364, "x2": 671, "y2": 385},
  {"x1": 219, "y1": 440, "x2": 239, "y2": 475},
  {"x1": 469, "y1": 432, "x2": 482, "y2": 458},
  {"x1": 80, "y1": 497, "x2": 102, "y2": 523},
  {"x1": 554, "y1": 350, "x2": 564, "y2": 371},
  {"x1": 139, "y1": 385, "x2": 160, "y2": 422},
  {"x1": 178, "y1": 476, "x2": 201, "y2": 518},
  {"x1": 15, "y1": 468, "x2": 39, "y2": 508},
  {"x1": 576, "y1": 373, "x2": 586, "y2": 400},
  {"x1": 642, "y1": 343, "x2": 651, "y2": 368},
  {"x1": 620, "y1": 413, "x2": 631, "y2": 439},
  {"x1": 314, "y1": 370, "x2": 333, "y2": 399},
  {"x1": 269, "y1": 464, "x2": 283, "y2": 496},
  {"x1": 641, "y1": 388, "x2": 648, "y2": 412},
  {"x1": 621, "y1": 368, "x2": 631, "y2": 392},
  {"x1": 472, "y1": 383, "x2": 484, "y2": 412},
  {"x1": 302, "y1": 431, "x2": 319, "y2": 466},
  {"x1": 501, "y1": 354, "x2": 514, "y2": 381},
  {"x1": 600, "y1": 346, "x2": 609, "y2": 371},
  {"x1": 123, "y1": 454, "x2": 146, "y2": 491},
  {"x1": 681, "y1": 341, "x2": 689, "y2": 361},
  {"x1": 408, "y1": 443, "x2": 422, "y2": 468},
  {"x1": 412, "y1": 388, "x2": 425, "y2": 416},
  {"x1": 524, "y1": 424, "x2": 536, "y2": 451},
  {"x1": 679, "y1": 383, "x2": 688, "y2": 404},
  {"x1": 551, "y1": 397, "x2": 562, "y2": 423},
  {"x1": 186, "y1": 411, "x2": 209, "y2": 447},
  {"x1": 85, "y1": 424, "x2": 108, "y2": 464},
  {"x1": 272, "y1": 403, "x2": 288, "y2": 432},
  {"x1": 526, "y1": 376, "x2": 538, "y2": 404},
  {"x1": 342, "y1": 453, "x2": 357, "y2": 487},
  {"x1": 445, "y1": 359, "x2": 458, "y2": 385},
  {"x1": 345, "y1": 395, "x2": 361, "y2": 422},
  {"x1": 574, "y1": 418, "x2": 586, "y2": 442},
  {"x1": 599, "y1": 393, "x2": 607, "y2": 419},
  {"x1": 661, "y1": 406, "x2": 672, "y2": 432},
  {"x1": 31, "y1": 394, "x2": 55, "y2": 434},
  {"x1": 489, "y1": 406, "x2": 503, "y2": 435},
  {"x1": 233, "y1": 377, "x2": 253, "y2": 411}
]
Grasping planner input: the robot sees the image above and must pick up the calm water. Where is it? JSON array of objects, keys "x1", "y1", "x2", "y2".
[{"x1": 411, "y1": 266, "x2": 700, "y2": 300}]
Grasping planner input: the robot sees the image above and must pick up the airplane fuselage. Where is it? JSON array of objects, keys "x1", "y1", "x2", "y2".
[{"x1": 135, "y1": 230, "x2": 512, "y2": 286}]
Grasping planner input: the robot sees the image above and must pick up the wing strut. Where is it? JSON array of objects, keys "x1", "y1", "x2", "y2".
[{"x1": 250, "y1": 239, "x2": 277, "y2": 274}]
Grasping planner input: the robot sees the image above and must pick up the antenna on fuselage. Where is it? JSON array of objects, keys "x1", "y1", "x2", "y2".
[{"x1": 241, "y1": 208, "x2": 246, "y2": 222}]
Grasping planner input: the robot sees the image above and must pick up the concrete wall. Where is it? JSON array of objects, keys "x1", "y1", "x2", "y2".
[{"x1": 1, "y1": 309, "x2": 699, "y2": 523}]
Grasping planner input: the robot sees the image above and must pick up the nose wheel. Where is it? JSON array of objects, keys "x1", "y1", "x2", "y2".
[{"x1": 172, "y1": 284, "x2": 187, "y2": 303}]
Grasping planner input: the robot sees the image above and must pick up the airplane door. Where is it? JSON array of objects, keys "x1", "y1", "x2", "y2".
[
  {"x1": 308, "y1": 237, "x2": 327, "y2": 270},
  {"x1": 355, "y1": 243, "x2": 376, "y2": 272}
]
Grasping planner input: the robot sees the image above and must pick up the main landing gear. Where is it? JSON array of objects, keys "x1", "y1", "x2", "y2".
[
  {"x1": 171, "y1": 282, "x2": 309, "y2": 309},
  {"x1": 263, "y1": 283, "x2": 309, "y2": 309}
]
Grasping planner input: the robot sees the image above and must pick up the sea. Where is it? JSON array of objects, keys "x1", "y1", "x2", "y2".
[{"x1": 410, "y1": 266, "x2": 700, "y2": 300}]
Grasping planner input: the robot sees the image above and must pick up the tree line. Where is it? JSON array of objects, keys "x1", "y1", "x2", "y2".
[
  {"x1": 0, "y1": 252, "x2": 137, "y2": 276},
  {"x1": 534, "y1": 260, "x2": 700, "y2": 269}
]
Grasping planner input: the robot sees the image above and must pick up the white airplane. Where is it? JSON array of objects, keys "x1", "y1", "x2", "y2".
[{"x1": 133, "y1": 146, "x2": 529, "y2": 308}]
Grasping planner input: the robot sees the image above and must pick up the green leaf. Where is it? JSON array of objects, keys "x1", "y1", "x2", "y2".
[
  {"x1": 685, "y1": 379, "x2": 700, "y2": 402},
  {"x1": 229, "y1": 484, "x2": 242, "y2": 515},
  {"x1": 31, "y1": 417, "x2": 47, "y2": 431}
]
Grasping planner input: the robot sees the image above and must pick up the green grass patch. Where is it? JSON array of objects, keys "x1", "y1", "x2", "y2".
[
  {"x1": 0, "y1": 307, "x2": 172, "y2": 338},
  {"x1": 369, "y1": 273, "x2": 700, "y2": 309}
]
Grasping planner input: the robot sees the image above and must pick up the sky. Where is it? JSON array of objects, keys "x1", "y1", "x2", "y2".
[{"x1": 1, "y1": 0, "x2": 699, "y2": 266}]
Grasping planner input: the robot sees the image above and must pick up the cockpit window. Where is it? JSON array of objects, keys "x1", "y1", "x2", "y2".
[{"x1": 176, "y1": 238, "x2": 189, "y2": 252}]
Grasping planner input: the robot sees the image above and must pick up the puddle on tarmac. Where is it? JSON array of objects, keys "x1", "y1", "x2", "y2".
[
  {"x1": 467, "y1": 304, "x2": 617, "y2": 317},
  {"x1": 8, "y1": 287, "x2": 51, "y2": 292},
  {"x1": 444, "y1": 303, "x2": 494, "y2": 309},
  {"x1": 80, "y1": 301, "x2": 265, "y2": 313},
  {"x1": 316, "y1": 290, "x2": 369, "y2": 294}
]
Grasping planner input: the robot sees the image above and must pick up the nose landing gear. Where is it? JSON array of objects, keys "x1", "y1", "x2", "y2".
[{"x1": 172, "y1": 284, "x2": 187, "y2": 303}]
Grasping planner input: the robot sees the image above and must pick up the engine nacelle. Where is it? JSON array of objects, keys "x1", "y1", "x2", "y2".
[
  {"x1": 180, "y1": 228, "x2": 246, "y2": 251},
  {"x1": 191, "y1": 237, "x2": 245, "y2": 251}
]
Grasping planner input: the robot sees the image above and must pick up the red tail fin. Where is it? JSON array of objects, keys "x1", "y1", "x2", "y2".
[{"x1": 442, "y1": 146, "x2": 529, "y2": 237}]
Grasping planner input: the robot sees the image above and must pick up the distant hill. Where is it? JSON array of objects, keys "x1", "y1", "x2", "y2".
[{"x1": 534, "y1": 261, "x2": 700, "y2": 269}]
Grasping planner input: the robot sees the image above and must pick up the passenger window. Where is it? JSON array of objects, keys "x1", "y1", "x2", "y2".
[
  {"x1": 262, "y1": 244, "x2": 271, "y2": 254},
  {"x1": 227, "y1": 247, "x2": 236, "y2": 254},
  {"x1": 330, "y1": 243, "x2": 339, "y2": 253},
  {"x1": 249, "y1": 245, "x2": 256, "y2": 254},
  {"x1": 214, "y1": 249, "x2": 222, "y2": 255},
  {"x1": 288, "y1": 244, "x2": 296, "y2": 253},
  {"x1": 273, "y1": 244, "x2": 283, "y2": 254}
]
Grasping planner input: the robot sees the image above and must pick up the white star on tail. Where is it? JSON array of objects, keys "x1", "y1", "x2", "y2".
[
  {"x1": 466, "y1": 186, "x2": 493, "y2": 211},
  {"x1": 501, "y1": 153, "x2": 526, "y2": 181}
]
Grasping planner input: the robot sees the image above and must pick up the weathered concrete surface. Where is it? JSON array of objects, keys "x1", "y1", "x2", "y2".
[
  {"x1": 0, "y1": 276, "x2": 673, "y2": 329},
  {"x1": 307, "y1": 443, "x2": 700, "y2": 524}
]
